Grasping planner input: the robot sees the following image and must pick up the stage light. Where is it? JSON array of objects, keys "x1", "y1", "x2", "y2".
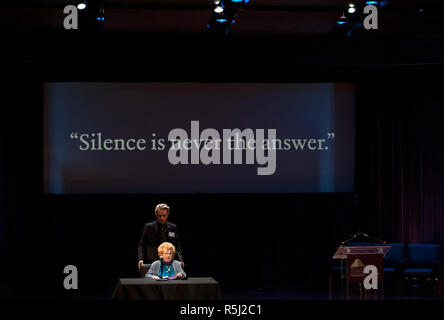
[
  {"x1": 221, "y1": 0, "x2": 251, "y2": 8},
  {"x1": 347, "y1": 3, "x2": 356, "y2": 13},
  {"x1": 366, "y1": 0, "x2": 388, "y2": 6},
  {"x1": 207, "y1": 0, "x2": 246, "y2": 35},
  {"x1": 214, "y1": 6, "x2": 224, "y2": 13},
  {"x1": 95, "y1": 1, "x2": 105, "y2": 24},
  {"x1": 77, "y1": 1, "x2": 87, "y2": 10},
  {"x1": 337, "y1": 13, "x2": 348, "y2": 25},
  {"x1": 226, "y1": 0, "x2": 251, "y2": 3}
]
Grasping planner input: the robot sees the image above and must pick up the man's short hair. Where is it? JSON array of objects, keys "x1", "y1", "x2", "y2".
[{"x1": 155, "y1": 203, "x2": 170, "y2": 214}]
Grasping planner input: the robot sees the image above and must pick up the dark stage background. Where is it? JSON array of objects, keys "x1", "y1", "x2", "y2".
[{"x1": 1, "y1": 34, "x2": 444, "y2": 298}]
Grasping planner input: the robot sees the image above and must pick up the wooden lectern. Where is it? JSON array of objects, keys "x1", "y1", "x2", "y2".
[{"x1": 332, "y1": 245, "x2": 391, "y2": 298}]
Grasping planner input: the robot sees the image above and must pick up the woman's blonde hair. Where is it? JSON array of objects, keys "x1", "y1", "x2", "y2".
[{"x1": 157, "y1": 242, "x2": 175, "y2": 257}]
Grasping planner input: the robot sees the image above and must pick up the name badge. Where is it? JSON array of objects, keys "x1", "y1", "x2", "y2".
[{"x1": 168, "y1": 232, "x2": 175, "y2": 237}]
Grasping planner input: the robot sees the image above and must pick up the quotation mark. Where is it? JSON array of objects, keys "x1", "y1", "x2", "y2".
[
  {"x1": 70, "y1": 132, "x2": 79, "y2": 139},
  {"x1": 327, "y1": 133, "x2": 335, "y2": 139}
]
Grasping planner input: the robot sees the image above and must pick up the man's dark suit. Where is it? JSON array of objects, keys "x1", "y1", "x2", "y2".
[{"x1": 138, "y1": 221, "x2": 184, "y2": 263}]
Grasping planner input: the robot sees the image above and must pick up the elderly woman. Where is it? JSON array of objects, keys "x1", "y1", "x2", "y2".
[{"x1": 146, "y1": 242, "x2": 186, "y2": 280}]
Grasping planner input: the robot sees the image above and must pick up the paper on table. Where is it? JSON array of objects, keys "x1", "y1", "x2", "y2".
[{"x1": 155, "y1": 275, "x2": 178, "y2": 281}]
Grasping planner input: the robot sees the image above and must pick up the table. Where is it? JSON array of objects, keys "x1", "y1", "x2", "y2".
[{"x1": 112, "y1": 277, "x2": 221, "y2": 300}]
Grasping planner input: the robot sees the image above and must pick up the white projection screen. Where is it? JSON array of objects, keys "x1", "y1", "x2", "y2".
[{"x1": 44, "y1": 82, "x2": 355, "y2": 194}]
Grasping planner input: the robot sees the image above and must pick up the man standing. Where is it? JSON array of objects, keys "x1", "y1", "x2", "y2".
[{"x1": 138, "y1": 203, "x2": 184, "y2": 270}]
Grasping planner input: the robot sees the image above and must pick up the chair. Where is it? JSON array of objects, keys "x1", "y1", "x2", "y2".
[
  {"x1": 434, "y1": 259, "x2": 444, "y2": 297},
  {"x1": 139, "y1": 264, "x2": 152, "y2": 278},
  {"x1": 402, "y1": 244, "x2": 440, "y2": 297},
  {"x1": 382, "y1": 243, "x2": 407, "y2": 295},
  {"x1": 328, "y1": 256, "x2": 346, "y2": 296}
]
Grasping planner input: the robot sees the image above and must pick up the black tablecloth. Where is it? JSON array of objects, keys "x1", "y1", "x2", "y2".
[{"x1": 112, "y1": 277, "x2": 221, "y2": 300}]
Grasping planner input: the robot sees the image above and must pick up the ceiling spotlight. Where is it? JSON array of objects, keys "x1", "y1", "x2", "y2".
[
  {"x1": 348, "y1": 7, "x2": 356, "y2": 13},
  {"x1": 214, "y1": 6, "x2": 224, "y2": 13},
  {"x1": 77, "y1": 1, "x2": 87, "y2": 10}
]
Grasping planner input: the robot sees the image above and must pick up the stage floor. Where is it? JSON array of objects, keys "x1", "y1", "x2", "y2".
[{"x1": 220, "y1": 288, "x2": 444, "y2": 300}]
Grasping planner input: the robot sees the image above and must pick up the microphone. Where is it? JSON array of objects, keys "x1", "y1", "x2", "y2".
[{"x1": 159, "y1": 256, "x2": 164, "y2": 279}]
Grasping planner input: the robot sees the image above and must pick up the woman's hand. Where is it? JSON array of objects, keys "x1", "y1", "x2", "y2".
[{"x1": 152, "y1": 276, "x2": 160, "y2": 280}]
